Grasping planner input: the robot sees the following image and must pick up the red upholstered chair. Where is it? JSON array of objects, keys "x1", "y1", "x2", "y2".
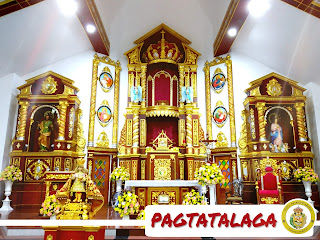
[{"x1": 255, "y1": 166, "x2": 283, "y2": 204}]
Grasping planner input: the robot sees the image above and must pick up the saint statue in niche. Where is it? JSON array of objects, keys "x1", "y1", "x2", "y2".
[
  {"x1": 269, "y1": 113, "x2": 289, "y2": 153},
  {"x1": 131, "y1": 86, "x2": 142, "y2": 103},
  {"x1": 38, "y1": 111, "x2": 53, "y2": 151}
]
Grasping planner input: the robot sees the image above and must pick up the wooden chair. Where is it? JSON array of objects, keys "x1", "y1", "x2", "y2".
[
  {"x1": 225, "y1": 178, "x2": 243, "y2": 204},
  {"x1": 255, "y1": 166, "x2": 283, "y2": 204}
]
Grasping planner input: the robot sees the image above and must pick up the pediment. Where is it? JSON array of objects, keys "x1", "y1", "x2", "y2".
[{"x1": 245, "y1": 72, "x2": 306, "y2": 97}]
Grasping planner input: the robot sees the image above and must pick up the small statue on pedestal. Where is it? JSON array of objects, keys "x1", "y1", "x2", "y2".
[{"x1": 56, "y1": 158, "x2": 104, "y2": 219}]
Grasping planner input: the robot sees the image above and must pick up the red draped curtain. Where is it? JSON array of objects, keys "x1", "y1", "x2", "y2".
[{"x1": 146, "y1": 117, "x2": 178, "y2": 146}]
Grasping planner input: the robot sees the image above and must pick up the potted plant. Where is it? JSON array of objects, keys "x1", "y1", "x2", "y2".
[
  {"x1": 294, "y1": 167, "x2": 319, "y2": 203},
  {"x1": 182, "y1": 189, "x2": 207, "y2": 205},
  {"x1": 0, "y1": 165, "x2": 23, "y2": 211},
  {"x1": 40, "y1": 195, "x2": 61, "y2": 220},
  {"x1": 110, "y1": 167, "x2": 130, "y2": 192},
  {"x1": 194, "y1": 163, "x2": 225, "y2": 205},
  {"x1": 114, "y1": 191, "x2": 140, "y2": 220}
]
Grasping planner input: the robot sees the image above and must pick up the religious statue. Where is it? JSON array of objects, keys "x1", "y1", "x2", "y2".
[
  {"x1": 130, "y1": 86, "x2": 142, "y2": 103},
  {"x1": 181, "y1": 86, "x2": 193, "y2": 103},
  {"x1": 38, "y1": 111, "x2": 53, "y2": 151},
  {"x1": 56, "y1": 159, "x2": 104, "y2": 218},
  {"x1": 269, "y1": 114, "x2": 288, "y2": 153}
]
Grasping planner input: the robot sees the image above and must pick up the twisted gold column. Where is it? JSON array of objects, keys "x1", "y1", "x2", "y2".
[
  {"x1": 141, "y1": 64, "x2": 147, "y2": 103},
  {"x1": 17, "y1": 101, "x2": 29, "y2": 140},
  {"x1": 58, "y1": 101, "x2": 69, "y2": 140},
  {"x1": 295, "y1": 102, "x2": 307, "y2": 141},
  {"x1": 88, "y1": 57, "x2": 99, "y2": 146},
  {"x1": 112, "y1": 62, "x2": 121, "y2": 147},
  {"x1": 132, "y1": 108, "x2": 140, "y2": 148},
  {"x1": 204, "y1": 62, "x2": 212, "y2": 140},
  {"x1": 256, "y1": 102, "x2": 266, "y2": 141},
  {"x1": 226, "y1": 58, "x2": 236, "y2": 147},
  {"x1": 178, "y1": 65, "x2": 184, "y2": 102},
  {"x1": 186, "y1": 104, "x2": 193, "y2": 153}
]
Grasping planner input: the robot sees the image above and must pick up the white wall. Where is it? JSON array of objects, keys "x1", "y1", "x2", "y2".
[
  {"x1": 305, "y1": 82, "x2": 320, "y2": 189},
  {"x1": 0, "y1": 73, "x2": 25, "y2": 197}
]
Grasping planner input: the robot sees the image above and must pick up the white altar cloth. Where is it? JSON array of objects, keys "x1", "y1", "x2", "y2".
[
  {"x1": 124, "y1": 180, "x2": 200, "y2": 189},
  {"x1": 124, "y1": 180, "x2": 216, "y2": 204}
]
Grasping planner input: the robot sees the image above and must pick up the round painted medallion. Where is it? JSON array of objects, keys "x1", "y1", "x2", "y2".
[
  {"x1": 99, "y1": 72, "x2": 113, "y2": 92},
  {"x1": 211, "y1": 73, "x2": 226, "y2": 93},
  {"x1": 213, "y1": 106, "x2": 228, "y2": 125},
  {"x1": 97, "y1": 105, "x2": 112, "y2": 125}
]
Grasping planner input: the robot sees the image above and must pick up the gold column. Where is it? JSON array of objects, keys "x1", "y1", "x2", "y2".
[
  {"x1": 16, "y1": 101, "x2": 29, "y2": 140},
  {"x1": 132, "y1": 107, "x2": 140, "y2": 149},
  {"x1": 88, "y1": 57, "x2": 99, "y2": 146},
  {"x1": 112, "y1": 62, "x2": 121, "y2": 147},
  {"x1": 226, "y1": 58, "x2": 236, "y2": 147},
  {"x1": 141, "y1": 64, "x2": 147, "y2": 104},
  {"x1": 256, "y1": 102, "x2": 266, "y2": 141},
  {"x1": 295, "y1": 102, "x2": 307, "y2": 141},
  {"x1": 204, "y1": 62, "x2": 212, "y2": 140},
  {"x1": 190, "y1": 65, "x2": 197, "y2": 98},
  {"x1": 178, "y1": 65, "x2": 185, "y2": 102},
  {"x1": 186, "y1": 104, "x2": 193, "y2": 154},
  {"x1": 58, "y1": 101, "x2": 69, "y2": 140}
]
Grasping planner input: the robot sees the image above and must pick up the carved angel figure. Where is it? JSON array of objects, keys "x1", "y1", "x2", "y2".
[
  {"x1": 131, "y1": 86, "x2": 142, "y2": 103},
  {"x1": 181, "y1": 86, "x2": 193, "y2": 103}
]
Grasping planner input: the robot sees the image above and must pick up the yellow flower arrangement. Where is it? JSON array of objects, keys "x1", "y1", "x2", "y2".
[
  {"x1": 39, "y1": 195, "x2": 61, "y2": 217},
  {"x1": 110, "y1": 167, "x2": 130, "y2": 181},
  {"x1": 114, "y1": 191, "x2": 140, "y2": 217},
  {"x1": 137, "y1": 210, "x2": 145, "y2": 220},
  {"x1": 182, "y1": 189, "x2": 207, "y2": 205},
  {"x1": 0, "y1": 165, "x2": 22, "y2": 182},
  {"x1": 293, "y1": 167, "x2": 319, "y2": 183},
  {"x1": 194, "y1": 163, "x2": 225, "y2": 186}
]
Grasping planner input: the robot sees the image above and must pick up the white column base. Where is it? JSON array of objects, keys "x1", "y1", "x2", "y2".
[
  {"x1": 208, "y1": 184, "x2": 216, "y2": 205},
  {"x1": 0, "y1": 199, "x2": 13, "y2": 212}
]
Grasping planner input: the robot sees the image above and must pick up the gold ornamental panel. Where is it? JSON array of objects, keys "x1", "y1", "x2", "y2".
[
  {"x1": 154, "y1": 158, "x2": 171, "y2": 180},
  {"x1": 41, "y1": 76, "x2": 57, "y2": 94},
  {"x1": 148, "y1": 187, "x2": 178, "y2": 205},
  {"x1": 266, "y1": 79, "x2": 282, "y2": 97},
  {"x1": 261, "y1": 197, "x2": 278, "y2": 204},
  {"x1": 25, "y1": 158, "x2": 52, "y2": 181}
]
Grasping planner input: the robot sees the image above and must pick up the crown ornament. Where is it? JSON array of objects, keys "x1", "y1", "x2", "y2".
[
  {"x1": 144, "y1": 30, "x2": 183, "y2": 64},
  {"x1": 293, "y1": 206, "x2": 303, "y2": 214}
]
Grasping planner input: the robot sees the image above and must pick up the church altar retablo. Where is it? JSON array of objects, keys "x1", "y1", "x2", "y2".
[{"x1": 7, "y1": 24, "x2": 319, "y2": 213}]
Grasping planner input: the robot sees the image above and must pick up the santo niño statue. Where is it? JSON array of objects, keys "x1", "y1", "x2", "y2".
[{"x1": 56, "y1": 159, "x2": 104, "y2": 219}]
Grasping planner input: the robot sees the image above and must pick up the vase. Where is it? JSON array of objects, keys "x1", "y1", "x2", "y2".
[
  {"x1": 50, "y1": 215, "x2": 56, "y2": 220},
  {"x1": 302, "y1": 180, "x2": 313, "y2": 204},
  {"x1": 199, "y1": 185, "x2": 207, "y2": 204},
  {"x1": 122, "y1": 214, "x2": 130, "y2": 220},
  {"x1": 208, "y1": 184, "x2": 217, "y2": 205},
  {"x1": 0, "y1": 180, "x2": 13, "y2": 211},
  {"x1": 200, "y1": 185, "x2": 207, "y2": 196},
  {"x1": 116, "y1": 180, "x2": 123, "y2": 193}
]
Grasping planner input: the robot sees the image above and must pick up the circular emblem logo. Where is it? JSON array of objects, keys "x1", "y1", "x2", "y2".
[{"x1": 282, "y1": 199, "x2": 315, "y2": 234}]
